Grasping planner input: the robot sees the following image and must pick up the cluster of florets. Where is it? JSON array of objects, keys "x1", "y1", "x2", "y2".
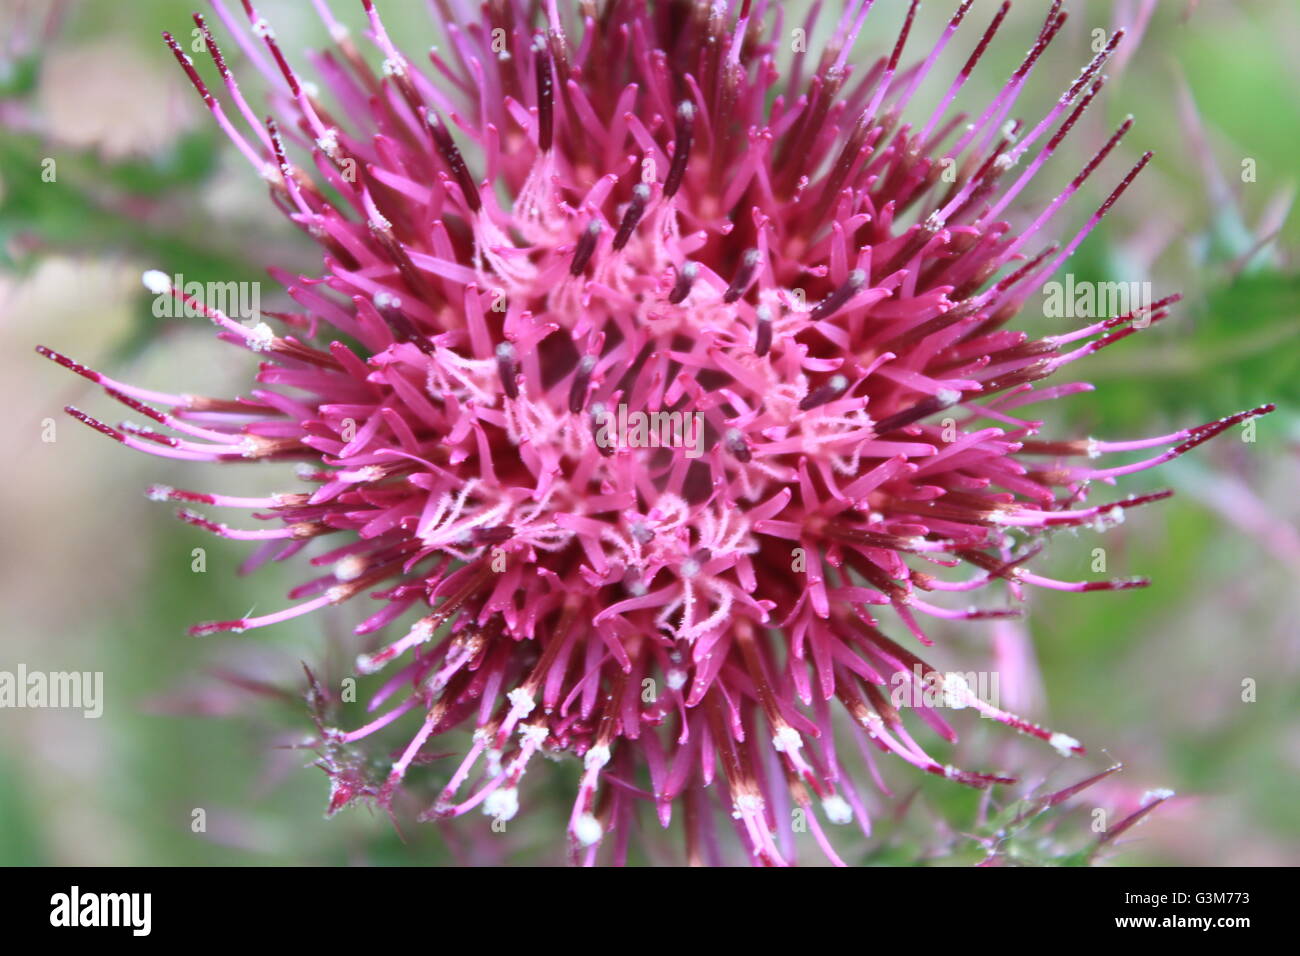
[{"x1": 41, "y1": 0, "x2": 1271, "y2": 864}]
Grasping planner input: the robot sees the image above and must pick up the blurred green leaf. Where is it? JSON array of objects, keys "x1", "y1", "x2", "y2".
[{"x1": 0, "y1": 751, "x2": 48, "y2": 865}]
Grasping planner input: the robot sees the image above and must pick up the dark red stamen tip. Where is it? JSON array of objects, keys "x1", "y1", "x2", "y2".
[
  {"x1": 189, "y1": 620, "x2": 245, "y2": 637},
  {"x1": 1045, "y1": 77, "x2": 1105, "y2": 154},
  {"x1": 569, "y1": 354, "x2": 597, "y2": 413},
  {"x1": 754, "y1": 305, "x2": 773, "y2": 357},
  {"x1": 1080, "y1": 577, "x2": 1149, "y2": 591},
  {"x1": 162, "y1": 31, "x2": 216, "y2": 108},
  {"x1": 37, "y1": 345, "x2": 103, "y2": 384},
  {"x1": 473, "y1": 525, "x2": 515, "y2": 546},
  {"x1": 872, "y1": 391, "x2": 960, "y2": 435},
  {"x1": 668, "y1": 261, "x2": 698, "y2": 304},
  {"x1": 1093, "y1": 150, "x2": 1152, "y2": 220},
  {"x1": 1173, "y1": 404, "x2": 1275, "y2": 455},
  {"x1": 192, "y1": 13, "x2": 233, "y2": 81},
  {"x1": 533, "y1": 34, "x2": 554, "y2": 153},
  {"x1": 798, "y1": 374, "x2": 850, "y2": 412},
  {"x1": 590, "y1": 403, "x2": 614, "y2": 457},
  {"x1": 612, "y1": 184, "x2": 651, "y2": 251},
  {"x1": 375, "y1": 294, "x2": 433, "y2": 355},
  {"x1": 724, "y1": 428, "x2": 753, "y2": 463},
  {"x1": 496, "y1": 342, "x2": 520, "y2": 400},
  {"x1": 176, "y1": 508, "x2": 224, "y2": 535},
  {"x1": 570, "y1": 220, "x2": 602, "y2": 276},
  {"x1": 663, "y1": 101, "x2": 695, "y2": 198},
  {"x1": 808, "y1": 269, "x2": 866, "y2": 324},
  {"x1": 958, "y1": 1, "x2": 1010, "y2": 81},
  {"x1": 723, "y1": 249, "x2": 762, "y2": 304},
  {"x1": 1070, "y1": 118, "x2": 1134, "y2": 191},
  {"x1": 64, "y1": 406, "x2": 126, "y2": 443},
  {"x1": 104, "y1": 388, "x2": 166, "y2": 423},
  {"x1": 886, "y1": 0, "x2": 920, "y2": 76},
  {"x1": 427, "y1": 109, "x2": 481, "y2": 212}
]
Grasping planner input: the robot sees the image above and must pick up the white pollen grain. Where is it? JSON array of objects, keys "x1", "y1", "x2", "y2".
[{"x1": 1049, "y1": 732, "x2": 1080, "y2": 756}]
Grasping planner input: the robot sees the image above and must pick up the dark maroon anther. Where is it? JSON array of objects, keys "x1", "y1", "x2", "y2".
[
  {"x1": 1093, "y1": 151, "x2": 1152, "y2": 220},
  {"x1": 590, "y1": 402, "x2": 614, "y2": 456},
  {"x1": 609, "y1": 343, "x2": 655, "y2": 400},
  {"x1": 1079, "y1": 577, "x2": 1149, "y2": 592},
  {"x1": 120, "y1": 421, "x2": 177, "y2": 446},
  {"x1": 472, "y1": 525, "x2": 515, "y2": 545},
  {"x1": 663, "y1": 100, "x2": 695, "y2": 198},
  {"x1": 496, "y1": 342, "x2": 520, "y2": 400},
  {"x1": 177, "y1": 508, "x2": 225, "y2": 535},
  {"x1": 724, "y1": 428, "x2": 752, "y2": 462},
  {"x1": 886, "y1": 0, "x2": 919, "y2": 76},
  {"x1": 427, "y1": 108, "x2": 481, "y2": 212},
  {"x1": 808, "y1": 269, "x2": 866, "y2": 324},
  {"x1": 533, "y1": 34, "x2": 553, "y2": 153},
  {"x1": 668, "y1": 261, "x2": 698, "y2": 304},
  {"x1": 723, "y1": 249, "x2": 762, "y2": 304},
  {"x1": 1044, "y1": 78, "x2": 1104, "y2": 156},
  {"x1": 36, "y1": 345, "x2": 104, "y2": 384},
  {"x1": 613, "y1": 184, "x2": 651, "y2": 251},
  {"x1": 754, "y1": 305, "x2": 773, "y2": 357},
  {"x1": 1064, "y1": 29, "x2": 1122, "y2": 105},
  {"x1": 1014, "y1": 6, "x2": 1067, "y2": 82},
  {"x1": 64, "y1": 408, "x2": 124, "y2": 444},
  {"x1": 374, "y1": 293, "x2": 433, "y2": 354},
  {"x1": 192, "y1": 15, "x2": 228, "y2": 75},
  {"x1": 979, "y1": 242, "x2": 1059, "y2": 302},
  {"x1": 569, "y1": 354, "x2": 597, "y2": 413},
  {"x1": 162, "y1": 31, "x2": 217, "y2": 109},
  {"x1": 1170, "y1": 404, "x2": 1275, "y2": 456},
  {"x1": 871, "y1": 390, "x2": 961, "y2": 435},
  {"x1": 1070, "y1": 118, "x2": 1133, "y2": 191},
  {"x1": 958, "y1": 1, "x2": 1010, "y2": 81},
  {"x1": 570, "y1": 220, "x2": 602, "y2": 276},
  {"x1": 798, "y1": 374, "x2": 850, "y2": 411},
  {"x1": 265, "y1": 114, "x2": 294, "y2": 180},
  {"x1": 103, "y1": 388, "x2": 165, "y2": 423}
]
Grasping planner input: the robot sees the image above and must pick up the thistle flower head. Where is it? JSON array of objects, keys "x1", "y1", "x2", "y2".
[{"x1": 40, "y1": 0, "x2": 1273, "y2": 865}]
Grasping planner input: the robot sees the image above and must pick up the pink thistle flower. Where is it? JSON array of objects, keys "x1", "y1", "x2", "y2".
[{"x1": 39, "y1": 0, "x2": 1274, "y2": 865}]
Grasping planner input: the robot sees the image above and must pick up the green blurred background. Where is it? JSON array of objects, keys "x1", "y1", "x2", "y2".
[{"x1": 1, "y1": 0, "x2": 1296, "y2": 865}]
